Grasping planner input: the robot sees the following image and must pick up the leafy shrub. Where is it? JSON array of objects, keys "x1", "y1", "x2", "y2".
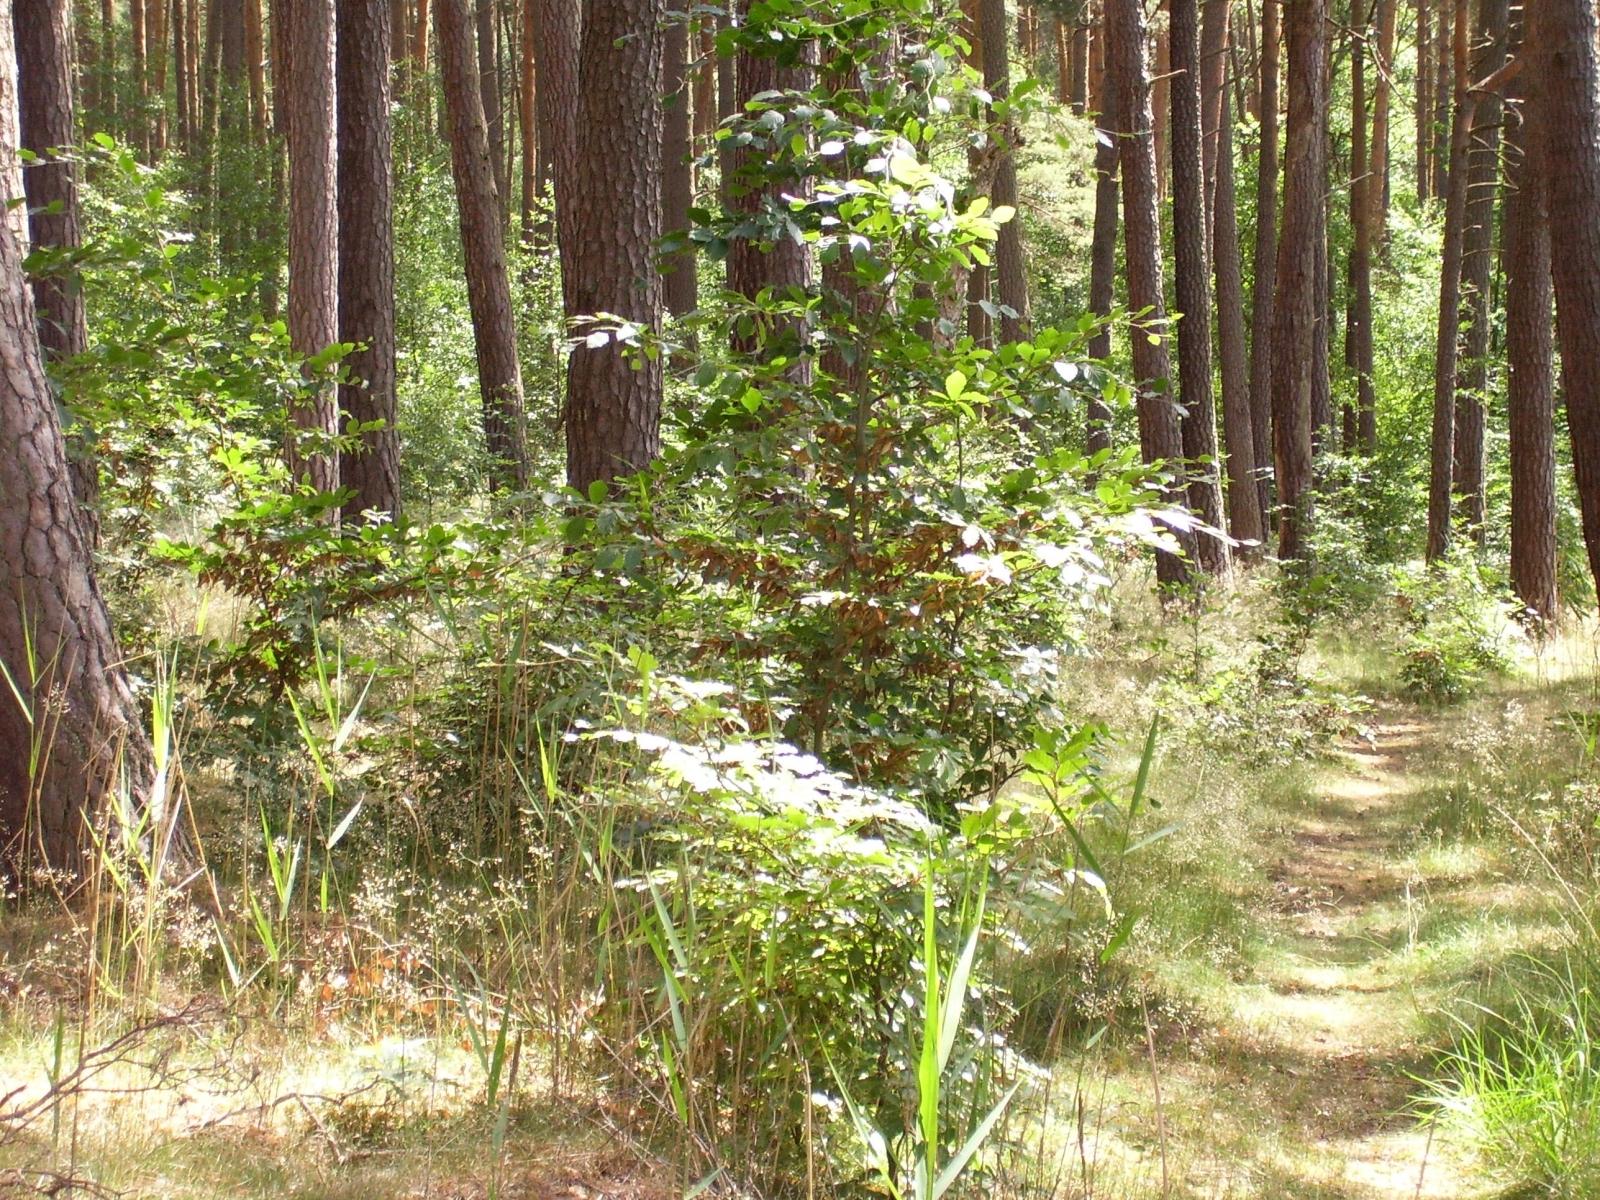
[{"x1": 1393, "y1": 555, "x2": 1514, "y2": 704}]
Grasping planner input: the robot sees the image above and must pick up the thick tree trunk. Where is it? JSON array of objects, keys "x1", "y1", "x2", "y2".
[
  {"x1": 1504, "y1": 13, "x2": 1556, "y2": 623},
  {"x1": 661, "y1": 17, "x2": 696, "y2": 317},
  {"x1": 1086, "y1": 10, "x2": 1118, "y2": 458},
  {"x1": 1107, "y1": 0, "x2": 1194, "y2": 585},
  {"x1": 1171, "y1": 0, "x2": 1229, "y2": 574},
  {"x1": 16, "y1": 0, "x2": 97, "y2": 544},
  {"x1": 337, "y1": 0, "x2": 401, "y2": 521},
  {"x1": 1453, "y1": 0, "x2": 1509, "y2": 542},
  {"x1": 1248, "y1": 0, "x2": 1280, "y2": 522},
  {"x1": 438, "y1": 0, "x2": 531, "y2": 492},
  {"x1": 1269, "y1": 0, "x2": 1326, "y2": 562},
  {"x1": 1425, "y1": 0, "x2": 1470, "y2": 563},
  {"x1": 564, "y1": 0, "x2": 665, "y2": 492},
  {"x1": 1215, "y1": 54, "x2": 1262, "y2": 548},
  {"x1": 1532, "y1": 0, "x2": 1600, "y2": 605},
  {"x1": 0, "y1": 43, "x2": 153, "y2": 872},
  {"x1": 285, "y1": 0, "x2": 341, "y2": 497}
]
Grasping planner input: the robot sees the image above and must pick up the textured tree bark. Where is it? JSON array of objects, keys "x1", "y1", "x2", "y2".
[
  {"x1": 517, "y1": 0, "x2": 537, "y2": 244},
  {"x1": 1071, "y1": 15, "x2": 1089, "y2": 112},
  {"x1": 1198, "y1": 0, "x2": 1229, "y2": 220},
  {"x1": 438, "y1": 0, "x2": 531, "y2": 493},
  {"x1": 337, "y1": 0, "x2": 401, "y2": 522},
  {"x1": 174, "y1": 0, "x2": 192, "y2": 149},
  {"x1": 1248, "y1": 0, "x2": 1279, "y2": 521},
  {"x1": 147, "y1": 0, "x2": 167, "y2": 152},
  {"x1": 245, "y1": 0, "x2": 269, "y2": 139},
  {"x1": 1107, "y1": 0, "x2": 1194, "y2": 585},
  {"x1": 1269, "y1": 0, "x2": 1326, "y2": 562},
  {"x1": 980, "y1": 0, "x2": 1028, "y2": 342},
  {"x1": 962, "y1": 0, "x2": 992, "y2": 347},
  {"x1": 1348, "y1": 17, "x2": 1376, "y2": 453},
  {"x1": 1309, "y1": 35, "x2": 1332, "y2": 453},
  {"x1": 1086, "y1": 8, "x2": 1119, "y2": 459},
  {"x1": 1170, "y1": 0, "x2": 1229, "y2": 574},
  {"x1": 476, "y1": 0, "x2": 507, "y2": 219},
  {"x1": 564, "y1": 0, "x2": 665, "y2": 492},
  {"x1": 661, "y1": 18, "x2": 696, "y2": 317},
  {"x1": 530, "y1": 0, "x2": 580, "y2": 311},
  {"x1": 285, "y1": 0, "x2": 342, "y2": 497},
  {"x1": 1531, "y1": 0, "x2": 1600, "y2": 605},
  {"x1": 16, "y1": 0, "x2": 98, "y2": 545},
  {"x1": 0, "y1": 30, "x2": 153, "y2": 871},
  {"x1": 1503, "y1": 10, "x2": 1557, "y2": 623},
  {"x1": 1453, "y1": 0, "x2": 1509, "y2": 542},
  {"x1": 1425, "y1": 0, "x2": 1471, "y2": 563},
  {"x1": 1432, "y1": 0, "x2": 1451, "y2": 198},
  {"x1": 130, "y1": 0, "x2": 147, "y2": 150},
  {"x1": 1215, "y1": 53, "x2": 1262, "y2": 547},
  {"x1": 1153, "y1": 1, "x2": 1170, "y2": 203}
]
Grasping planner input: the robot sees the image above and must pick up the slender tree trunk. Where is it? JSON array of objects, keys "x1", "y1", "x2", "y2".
[
  {"x1": 1504, "y1": 9, "x2": 1556, "y2": 622},
  {"x1": 518, "y1": 0, "x2": 537, "y2": 243},
  {"x1": 1309, "y1": 38, "x2": 1332, "y2": 452},
  {"x1": 1199, "y1": 0, "x2": 1229, "y2": 219},
  {"x1": 1055, "y1": 15, "x2": 1071, "y2": 104},
  {"x1": 476, "y1": 0, "x2": 507, "y2": 219},
  {"x1": 1349, "y1": 14, "x2": 1377, "y2": 453},
  {"x1": 564, "y1": 0, "x2": 665, "y2": 492},
  {"x1": 1216, "y1": 51, "x2": 1262, "y2": 546},
  {"x1": 1108, "y1": 0, "x2": 1194, "y2": 585},
  {"x1": 661, "y1": 17, "x2": 696, "y2": 317},
  {"x1": 1248, "y1": 0, "x2": 1280, "y2": 521},
  {"x1": 1087, "y1": 6, "x2": 1118, "y2": 458},
  {"x1": 1270, "y1": 0, "x2": 1326, "y2": 561},
  {"x1": 980, "y1": 0, "x2": 1027, "y2": 342},
  {"x1": 0, "y1": 5, "x2": 153, "y2": 873},
  {"x1": 963, "y1": 0, "x2": 992, "y2": 347},
  {"x1": 1425, "y1": 0, "x2": 1470, "y2": 562},
  {"x1": 1432, "y1": 0, "x2": 1451, "y2": 198},
  {"x1": 693, "y1": 16, "x2": 715, "y2": 149},
  {"x1": 100, "y1": 0, "x2": 115, "y2": 123},
  {"x1": 245, "y1": 0, "x2": 268, "y2": 140},
  {"x1": 1154, "y1": 1, "x2": 1170, "y2": 203},
  {"x1": 131, "y1": 0, "x2": 147, "y2": 149},
  {"x1": 148, "y1": 0, "x2": 167, "y2": 151},
  {"x1": 438, "y1": 0, "x2": 531, "y2": 491},
  {"x1": 285, "y1": 0, "x2": 341, "y2": 496},
  {"x1": 1453, "y1": 0, "x2": 1508, "y2": 542},
  {"x1": 530, "y1": 0, "x2": 580, "y2": 311},
  {"x1": 1532, "y1": 0, "x2": 1600, "y2": 604},
  {"x1": 1369, "y1": 0, "x2": 1397, "y2": 250},
  {"x1": 1072, "y1": 17, "x2": 1090, "y2": 112},
  {"x1": 1416, "y1": 0, "x2": 1431, "y2": 199},
  {"x1": 173, "y1": 0, "x2": 191, "y2": 149},
  {"x1": 1171, "y1": 0, "x2": 1229, "y2": 573},
  {"x1": 337, "y1": 0, "x2": 400, "y2": 521}
]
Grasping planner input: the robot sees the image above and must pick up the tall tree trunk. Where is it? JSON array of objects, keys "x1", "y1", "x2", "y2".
[
  {"x1": 1416, "y1": 0, "x2": 1431, "y2": 200},
  {"x1": 1171, "y1": 0, "x2": 1229, "y2": 573},
  {"x1": 1198, "y1": 0, "x2": 1228, "y2": 218},
  {"x1": 1504, "y1": 8, "x2": 1556, "y2": 623},
  {"x1": 1107, "y1": 0, "x2": 1194, "y2": 585},
  {"x1": 99, "y1": 0, "x2": 115, "y2": 123},
  {"x1": 1248, "y1": 0, "x2": 1280, "y2": 521},
  {"x1": 285, "y1": 0, "x2": 341, "y2": 496},
  {"x1": 517, "y1": 0, "x2": 537, "y2": 243},
  {"x1": 337, "y1": 0, "x2": 400, "y2": 521},
  {"x1": 1071, "y1": 15, "x2": 1089, "y2": 112},
  {"x1": 1425, "y1": 0, "x2": 1470, "y2": 562},
  {"x1": 0, "y1": 8, "x2": 153, "y2": 873},
  {"x1": 245, "y1": 0, "x2": 268, "y2": 139},
  {"x1": 1369, "y1": 0, "x2": 1397, "y2": 249},
  {"x1": 564, "y1": 0, "x2": 665, "y2": 492},
  {"x1": 1215, "y1": 51, "x2": 1262, "y2": 547},
  {"x1": 148, "y1": 0, "x2": 167, "y2": 151},
  {"x1": 438, "y1": 0, "x2": 530, "y2": 491},
  {"x1": 16, "y1": 0, "x2": 97, "y2": 544},
  {"x1": 1432, "y1": 0, "x2": 1451, "y2": 198},
  {"x1": 130, "y1": 0, "x2": 147, "y2": 150},
  {"x1": 963, "y1": 0, "x2": 992, "y2": 347},
  {"x1": 174, "y1": 0, "x2": 191, "y2": 149},
  {"x1": 661, "y1": 17, "x2": 696, "y2": 317},
  {"x1": 980, "y1": 0, "x2": 1027, "y2": 342},
  {"x1": 1086, "y1": 5, "x2": 1118, "y2": 458},
  {"x1": 1309, "y1": 37, "x2": 1332, "y2": 453},
  {"x1": 530, "y1": 0, "x2": 580, "y2": 310},
  {"x1": 1453, "y1": 0, "x2": 1509, "y2": 541},
  {"x1": 1531, "y1": 0, "x2": 1600, "y2": 604},
  {"x1": 1270, "y1": 0, "x2": 1326, "y2": 561},
  {"x1": 1153, "y1": 1, "x2": 1170, "y2": 203},
  {"x1": 1349, "y1": 13, "x2": 1377, "y2": 453},
  {"x1": 476, "y1": 0, "x2": 507, "y2": 218}
]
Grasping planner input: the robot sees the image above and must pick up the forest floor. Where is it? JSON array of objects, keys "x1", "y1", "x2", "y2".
[
  {"x1": 0, "y1": 662, "x2": 1587, "y2": 1198},
  {"x1": 1076, "y1": 692, "x2": 1570, "y2": 1200}
]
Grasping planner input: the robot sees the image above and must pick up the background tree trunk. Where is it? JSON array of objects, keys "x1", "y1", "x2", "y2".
[
  {"x1": 476, "y1": 0, "x2": 507, "y2": 218},
  {"x1": 1453, "y1": 0, "x2": 1509, "y2": 542},
  {"x1": 1417, "y1": 0, "x2": 1432, "y2": 200},
  {"x1": 1425, "y1": 0, "x2": 1471, "y2": 563},
  {"x1": 1348, "y1": 14, "x2": 1376, "y2": 453},
  {"x1": 530, "y1": 0, "x2": 580, "y2": 311},
  {"x1": 285, "y1": 0, "x2": 342, "y2": 497},
  {"x1": 337, "y1": 0, "x2": 401, "y2": 521},
  {"x1": 1171, "y1": 0, "x2": 1229, "y2": 574},
  {"x1": 564, "y1": 0, "x2": 665, "y2": 492},
  {"x1": 1248, "y1": 0, "x2": 1280, "y2": 523},
  {"x1": 1215, "y1": 53, "x2": 1262, "y2": 547},
  {"x1": 1086, "y1": 11, "x2": 1118, "y2": 459},
  {"x1": 438, "y1": 0, "x2": 531, "y2": 492},
  {"x1": 661, "y1": 17, "x2": 696, "y2": 318},
  {"x1": 1269, "y1": 0, "x2": 1327, "y2": 561},
  {"x1": 1107, "y1": 0, "x2": 1194, "y2": 585},
  {"x1": 980, "y1": 0, "x2": 1028, "y2": 342},
  {"x1": 1503, "y1": 9, "x2": 1556, "y2": 623}
]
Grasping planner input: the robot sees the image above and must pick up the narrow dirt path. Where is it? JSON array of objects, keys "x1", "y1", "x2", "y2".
[{"x1": 1242, "y1": 715, "x2": 1474, "y2": 1198}]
